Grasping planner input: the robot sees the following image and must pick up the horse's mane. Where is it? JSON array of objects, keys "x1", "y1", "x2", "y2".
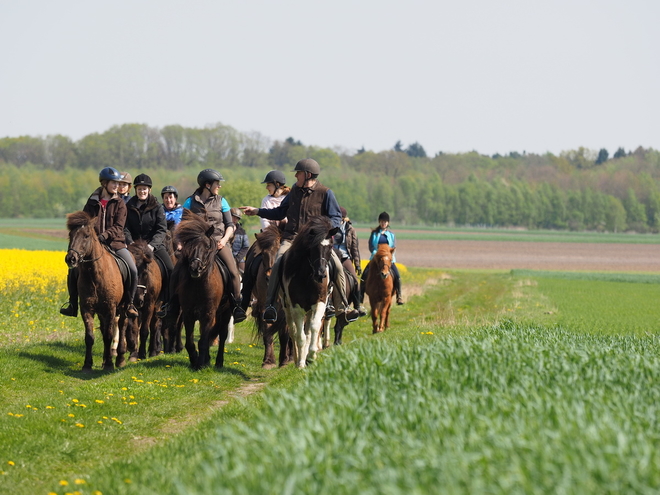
[
  {"x1": 290, "y1": 216, "x2": 333, "y2": 252},
  {"x1": 256, "y1": 224, "x2": 281, "y2": 252},
  {"x1": 176, "y1": 210, "x2": 213, "y2": 244},
  {"x1": 127, "y1": 239, "x2": 154, "y2": 270},
  {"x1": 66, "y1": 210, "x2": 94, "y2": 230},
  {"x1": 375, "y1": 243, "x2": 392, "y2": 257}
]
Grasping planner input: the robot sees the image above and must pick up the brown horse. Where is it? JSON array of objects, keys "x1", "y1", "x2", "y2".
[
  {"x1": 365, "y1": 243, "x2": 396, "y2": 334},
  {"x1": 248, "y1": 225, "x2": 292, "y2": 368},
  {"x1": 170, "y1": 210, "x2": 231, "y2": 370},
  {"x1": 280, "y1": 217, "x2": 339, "y2": 368},
  {"x1": 64, "y1": 211, "x2": 131, "y2": 371},
  {"x1": 127, "y1": 240, "x2": 163, "y2": 360}
]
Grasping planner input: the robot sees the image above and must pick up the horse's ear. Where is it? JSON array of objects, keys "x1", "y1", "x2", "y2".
[
  {"x1": 205, "y1": 225, "x2": 215, "y2": 238},
  {"x1": 390, "y1": 247, "x2": 396, "y2": 255},
  {"x1": 182, "y1": 209, "x2": 194, "y2": 221},
  {"x1": 327, "y1": 227, "x2": 340, "y2": 238}
]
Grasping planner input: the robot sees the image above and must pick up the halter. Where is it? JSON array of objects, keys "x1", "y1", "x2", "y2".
[
  {"x1": 188, "y1": 235, "x2": 214, "y2": 273},
  {"x1": 67, "y1": 247, "x2": 102, "y2": 264}
]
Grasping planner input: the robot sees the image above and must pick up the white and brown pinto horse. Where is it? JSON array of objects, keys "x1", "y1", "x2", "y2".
[{"x1": 280, "y1": 217, "x2": 338, "y2": 368}]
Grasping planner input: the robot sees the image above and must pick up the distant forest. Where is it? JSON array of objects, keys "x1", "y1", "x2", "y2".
[{"x1": 1, "y1": 123, "x2": 659, "y2": 233}]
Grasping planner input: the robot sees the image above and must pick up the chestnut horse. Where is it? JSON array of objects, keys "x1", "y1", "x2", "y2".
[
  {"x1": 64, "y1": 211, "x2": 131, "y2": 371},
  {"x1": 365, "y1": 243, "x2": 396, "y2": 334},
  {"x1": 170, "y1": 210, "x2": 231, "y2": 369},
  {"x1": 248, "y1": 225, "x2": 291, "y2": 368},
  {"x1": 127, "y1": 240, "x2": 163, "y2": 360},
  {"x1": 280, "y1": 217, "x2": 338, "y2": 368}
]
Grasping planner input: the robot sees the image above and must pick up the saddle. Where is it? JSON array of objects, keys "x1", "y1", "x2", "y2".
[
  {"x1": 104, "y1": 245, "x2": 131, "y2": 289},
  {"x1": 213, "y1": 254, "x2": 232, "y2": 303}
]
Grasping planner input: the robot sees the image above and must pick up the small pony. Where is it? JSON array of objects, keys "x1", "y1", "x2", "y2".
[
  {"x1": 64, "y1": 211, "x2": 131, "y2": 371},
  {"x1": 280, "y1": 217, "x2": 338, "y2": 368},
  {"x1": 365, "y1": 243, "x2": 396, "y2": 334},
  {"x1": 169, "y1": 210, "x2": 232, "y2": 369}
]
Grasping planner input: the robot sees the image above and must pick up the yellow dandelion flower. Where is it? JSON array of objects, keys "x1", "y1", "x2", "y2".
[
  {"x1": 124, "y1": 479, "x2": 132, "y2": 483},
  {"x1": 72, "y1": 399, "x2": 79, "y2": 403},
  {"x1": 59, "y1": 480, "x2": 69, "y2": 486},
  {"x1": 74, "y1": 478, "x2": 86, "y2": 484},
  {"x1": 121, "y1": 387, "x2": 127, "y2": 390},
  {"x1": 7, "y1": 461, "x2": 15, "y2": 466},
  {"x1": 129, "y1": 402, "x2": 137, "y2": 405},
  {"x1": 95, "y1": 400, "x2": 104, "y2": 404},
  {"x1": 97, "y1": 421, "x2": 103, "y2": 424},
  {"x1": 68, "y1": 413, "x2": 75, "y2": 417},
  {"x1": 75, "y1": 423, "x2": 84, "y2": 428},
  {"x1": 46, "y1": 406, "x2": 55, "y2": 409}
]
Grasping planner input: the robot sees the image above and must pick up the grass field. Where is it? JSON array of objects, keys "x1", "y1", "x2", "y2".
[{"x1": 1, "y1": 230, "x2": 660, "y2": 494}]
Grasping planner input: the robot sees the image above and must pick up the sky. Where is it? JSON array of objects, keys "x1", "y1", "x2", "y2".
[{"x1": 1, "y1": 0, "x2": 659, "y2": 157}]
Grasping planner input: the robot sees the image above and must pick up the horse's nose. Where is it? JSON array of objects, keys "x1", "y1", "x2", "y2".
[
  {"x1": 65, "y1": 252, "x2": 78, "y2": 268},
  {"x1": 380, "y1": 272, "x2": 389, "y2": 279}
]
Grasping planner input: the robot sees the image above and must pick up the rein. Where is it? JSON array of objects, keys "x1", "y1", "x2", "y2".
[{"x1": 67, "y1": 247, "x2": 102, "y2": 264}]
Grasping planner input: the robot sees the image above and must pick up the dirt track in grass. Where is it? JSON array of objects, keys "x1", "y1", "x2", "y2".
[{"x1": 360, "y1": 239, "x2": 660, "y2": 272}]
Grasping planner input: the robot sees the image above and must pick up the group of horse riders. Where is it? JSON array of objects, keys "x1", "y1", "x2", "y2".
[{"x1": 60, "y1": 158, "x2": 403, "y2": 325}]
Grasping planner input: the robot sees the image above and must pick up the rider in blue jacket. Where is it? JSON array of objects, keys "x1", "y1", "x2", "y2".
[{"x1": 362, "y1": 211, "x2": 404, "y2": 305}]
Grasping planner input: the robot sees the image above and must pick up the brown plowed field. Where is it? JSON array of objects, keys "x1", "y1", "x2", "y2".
[{"x1": 360, "y1": 240, "x2": 660, "y2": 272}]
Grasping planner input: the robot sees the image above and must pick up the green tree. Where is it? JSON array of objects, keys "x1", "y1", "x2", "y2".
[{"x1": 595, "y1": 148, "x2": 609, "y2": 165}]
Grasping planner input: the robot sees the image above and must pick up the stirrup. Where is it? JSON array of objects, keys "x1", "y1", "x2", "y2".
[
  {"x1": 357, "y1": 306, "x2": 367, "y2": 317},
  {"x1": 263, "y1": 305, "x2": 278, "y2": 323},
  {"x1": 156, "y1": 303, "x2": 169, "y2": 318},
  {"x1": 233, "y1": 306, "x2": 247, "y2": 324},
  {"x1": 59, "y1": 301, "x2": 78, "y2": 318},
  {"x1": 344, "y1": 308, "x2": 360, "y2": 322},
  {"x1": 396, "y1": 298, "x2": 404, "y2": 306},
  {"x1": 324, "y1": 304, "x2": 336, "y2": 319},
  {"x1": 127, "y1": 304, "x2": 139, "y2": 317}
]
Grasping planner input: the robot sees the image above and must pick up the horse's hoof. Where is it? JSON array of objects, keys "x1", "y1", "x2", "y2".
[
  {"x1": 111, "y1": 350, "x2": 118, "y2": 357},
  {"x1": 129, "y1": 356, "x2": 139, "y2": 363},
  {"x1": 81, "y1": 366, "x2": 93, "y2": 374},
  {"x1": 116, "y1": 358, "x2": 126, "y2": 368},
  {"x1": 262, "y1": 362, "x2": 277, "y2": 370}
]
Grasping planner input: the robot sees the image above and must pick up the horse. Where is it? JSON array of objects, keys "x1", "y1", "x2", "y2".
[
  {"x1": 248, "y1": 225, "x2": 292, "y2": 368},
  {"x1": 365, "y1": 243, "x2": 396, "y2": 334},
  {"x1": 127, "y1": 240, "x2": 163, "y2": 360},
  {"x1": 64, "y1": 210, "x2": 131, "y2": 371},
  {"x1": 280, "y1": 217, "x2": 339, "y2": 368},
  {"x1": 169, "y1": 210, "x2": 231, "y2": 370}
]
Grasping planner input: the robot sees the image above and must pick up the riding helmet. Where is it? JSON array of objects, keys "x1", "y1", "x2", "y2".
[
  {"x1": 378, "y1": 211, "x2": 390, "y2": 223},
  {"x1": 133, "y1": 174, "x2": 153, "y2": 188},
  {"x1": 230, "y1": 207, "x2": 242, "y2": 219},
  {"x1": 197, "y1": 169, "x2": 224, "y2": 187},
  {"x1": 99, "y1": 167, "x2": 122, "y2": 182},
  {"x1": 293, "y1": 158, "x2": 320, "y2": 176},
  {"x1": 340, "y1": 207, "x2": 348, "y2": 218},
  {"x1": 118, "y1": 171, "x2": 133, "y2": 185},
  {"x1": 161, "y1": 185, "x2": 178, "y2": 198},
  {"x1": 261, "y1": 170, "x2": 287, "y2": 185}
]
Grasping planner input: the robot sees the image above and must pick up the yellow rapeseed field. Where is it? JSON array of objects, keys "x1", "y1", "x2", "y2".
[{"x1": 0, "y1": 249, "x2": 67, "y2": 294}]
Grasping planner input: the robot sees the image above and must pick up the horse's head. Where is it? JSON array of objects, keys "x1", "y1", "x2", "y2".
[
  {"x1": 176, "y1": 212, "x2": 217, "y2": 279},
  {"x1": 292, "y1": 217, "x2": 338, "y2": 283},
  {"x1": 256, "y1": 225, "x2": 282, "y2": 279},
  {"x1": 375, "y1": 244, "x2": 395, "y2": 279},
  {"x1": 64, "y1": 211, "x2": 99, "y2": 268}
]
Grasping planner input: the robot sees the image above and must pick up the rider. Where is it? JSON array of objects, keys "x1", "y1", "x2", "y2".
[
  {"x1": 124, "y1": 174, "x2": 174, "y2": 306},
  {"x1": 117, "y1": 171, "x2": 132, "y2": 204},
  {"x1": 259, "y1": 170, "x2": 290, "y2": 230},
  {"x1": 159, "y1": 169, "x2": 247, "y2": 323},
  {"x1": 60, "y1": 167, "x2": 139, "y2": 318},
  {"x1": 161, "y1": 185, "x2": 183, "y2": 227},
  {"x1": 241, "y1": 158, "x2": 360, "y2": 323},
  {"x1": 334, "y1": 206, "x2": 367, "y2": 317},
  {"x1": 361, "y1": 211, "x2": 404, "y2": 305},
  {"x1": 230, "y1": 207, "x2": 249, "y2": 274}
]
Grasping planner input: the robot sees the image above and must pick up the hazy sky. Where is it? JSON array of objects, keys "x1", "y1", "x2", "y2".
[{"x1": 2, "y1": 0, "x2": 658, "y2": 156}]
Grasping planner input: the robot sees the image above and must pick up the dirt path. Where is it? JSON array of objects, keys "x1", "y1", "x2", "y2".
[{"x1": 361, "y1": 240, "x2": 660, "y2": 272}]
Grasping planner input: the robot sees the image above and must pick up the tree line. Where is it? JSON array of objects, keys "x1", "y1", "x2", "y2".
[{"x1": 1, "y1": 123, "x2": 659, "y2": 232}]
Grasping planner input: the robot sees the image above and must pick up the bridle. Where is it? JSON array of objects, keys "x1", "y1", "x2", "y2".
[{"x1": 67, "y1": 247, "x2": 102, "y2": 264}]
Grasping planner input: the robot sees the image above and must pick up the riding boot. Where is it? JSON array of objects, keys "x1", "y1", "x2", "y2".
[
  {"x1": 59, "y1": 269, "x2": 79, "y2": 317},
  {"x1": 232, "y1": 296, "x2": 247, "y2": 324},
  {"x1": 352, "y1": 287, "x2": 367, "y2": 317},
  {"x1": 262, "y1": 257, "x2": 282, "y2": 323},
  {"x1": 394, "y1": 272, "x2": 404, "y2": 305}
]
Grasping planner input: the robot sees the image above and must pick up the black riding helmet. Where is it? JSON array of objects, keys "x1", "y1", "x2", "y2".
[
  {"x1": 293, "y1": 158, "x2": 320, "y2": 177},
  {"x1": 133, "y1": 174, "x2": 153, "y2": 188},
  {"x1": 197, "y1": 169, "x2": 224, "y2": 187},
  {"x1": 99, "y1": 167, "x2": 122, "y2": 183},
  {"x1": 378, "y1": 211, "x2": 390, "y2": 223},
  {"x1": 161, "y1": 185, "x2": 178, "y2": 198},
  {"x1": 261, "y1": 170, "x2": 287, "y2": 185}
]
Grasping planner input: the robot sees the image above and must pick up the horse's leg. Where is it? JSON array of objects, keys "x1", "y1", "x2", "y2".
[
  {"x1": 226, "y1": 315, "x2": 235, "y2": 344},
  {"x1": 99, "y1": 312, "x2": 116, "y2": 371},
  {"x1": 384, "y1": 298, "x2": 392, "y2": 331},
  {"x1": 138, "y1": 311, "x2": 149, "y2": 359},
  {"x1": 196, "y1": 313, "x2": 215, "y2": 369},
  {"x1": 82, "y1": 310, "x2": 96, "y2": 372},
  {"x1": 277, "y1": 320, "x2": 292, "y2": 367},
  {"x1": 115, "y1": 314, "x2": 128, "y2": 368},
  {"x1": 183, "y1": 314, "x2": 199, "y2": 369},
  {"x1": 214, "y1": 311, "x2": 231, "y2": 369},
  {"x1": 307, "y1": 305, "x2": 325, "y2": 364},
  {"x1": 175, "y1": 313, "x2": 184, "y2": 353},
  {"x1": 370, "y1": 302, "x2": 379, "y2": 334},
  {"x1": 262, "y1": 319, "x2": 277, "y2": 369},
  {"x1": 322, "y1": 316, "x2": 332, "y2": 349},
  {"x1": 334, "y1": 314, "x2": 347, "y2": 345},
  {"x1": 111, "y1": 316, "x2": 119, "y2": 357},
  {"x1": 286, "y1": 306, "x2": 306, "y2": 368},
  {"x1": 126, "y1": 315, "x2": 140, "y2": 363},
  {"x1": 150, "y1": 312, "x2": 163, "y2": 357}
]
